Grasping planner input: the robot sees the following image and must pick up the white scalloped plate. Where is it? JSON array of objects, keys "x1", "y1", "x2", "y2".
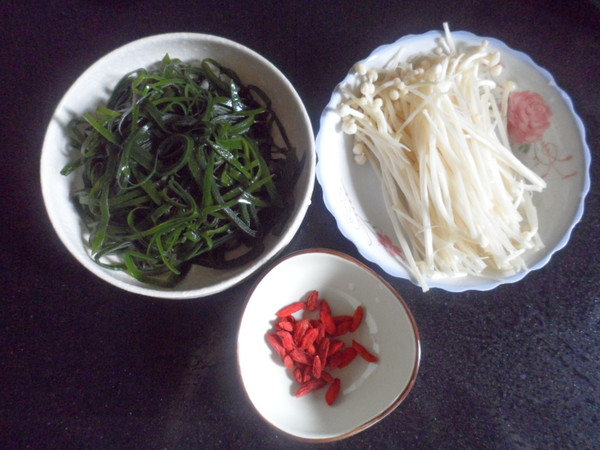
[{"x1": 316, "y1": 30, "x2": 591, "y2": 292}]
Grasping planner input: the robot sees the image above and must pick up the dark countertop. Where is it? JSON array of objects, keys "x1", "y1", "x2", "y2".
[{"x1": 2, "y1": 1, "x2": 598, "y2": 448}]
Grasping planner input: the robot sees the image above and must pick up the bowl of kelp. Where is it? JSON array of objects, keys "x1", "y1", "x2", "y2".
[{"x1": 40, "y1": 33, "x2": 315, "y2": 299}]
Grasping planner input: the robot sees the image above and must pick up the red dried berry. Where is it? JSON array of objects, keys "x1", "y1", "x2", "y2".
[
  {"x1": 312, "y1": 355, "x2": 322, "y2": 379},
  {"x1": 293, "y1": 367, "x2": 304, "y2": 384},
  {"x1": 276, "y1": 330, "x2": 295, "y2": 352},
  {"x1": 321, "y1": 310, "x2": 337, "y2": 335},
  {"x1": 283, "y1": 355, "x2": 295, "y2": 370},
  {"x1": 276, "y1": 301, "x2": 306, "y2": 317},
  {"x1": 276, "y1": 319, "x2": 294, "y2": 332},
  {"x1": 320, "y1": 371, "x2": 334, "y2": 383},
  {"x1": 302, "y1": 364, "x2": 313, "y2": 383},
  {"x1": 352, "y1": 339, "x2": 379, "y2": 362},
  {"x1": 301, "y1": 327, "x2": 319, "y2": 350},
  {"x1": 295, "y1": 379, "x2": 327, "y2": 397},
  {"x1": 266, "y1": 333, "x2": 286, "y2": 358},
  {"x1": 289, "y1": 348, "x2": 313, "y2": 365},
  {"x1": 326, "y1": 378, "x2": 341, "y2": 405},
  {"x1": 318, "y1": 337, "x2": 330, "y2": 365},
  {"x1": 293, "y1": 319, "x2": 311, "y2": 346},
  {"x1": 328, "y1": 339, "x2": 345, "y2": 357},
  {"x1": 351, "y1": 306, "x2": 364, "y2": 332},
  {"x1": 333, "y1": 315, "x2": 353, "y2": 325},
  {"x1": 316, "y1": 321, "x2": 326, "y2": 343},
  {"x1": 306, "y1": 290, "x2": 319, "y2": 311},
  {"x1": 328, "y1": 351, "x2": 343, "y2": 370},
  {"x1": 333, "y1": 320, "x2": 352, "y2": 336},
  {"x1": 337, "y1": 347, "x2": 358, "y2": 369},
  {"x1": 320, "y1": 299, "x2": 332, "y2": 315}
]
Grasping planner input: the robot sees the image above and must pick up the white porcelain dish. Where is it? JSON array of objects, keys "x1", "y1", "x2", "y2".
[
  {"x1": 316, "y1": 29, "x2": 591, "y2": 292},
  {"x1": 40, "y1": 33, "x2": 315, "y2": 299},
  {"x1": 237, "y1": 249, "x2": 420, "y2": 442}
]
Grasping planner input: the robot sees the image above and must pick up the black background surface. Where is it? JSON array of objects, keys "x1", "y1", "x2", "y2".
[{"x1": 2, "y1": 1, "x2": 599, "y2": 448}]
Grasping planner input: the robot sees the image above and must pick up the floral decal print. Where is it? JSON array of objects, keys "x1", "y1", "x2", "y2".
[
  {"x1": 508, "y1": 90, "x2": 576, "y2": 180},
  {"x1": 377, "y1": 232, "x2": 404, "y2": 258},
  {"x1": 508, "y1": 90, "x2": 552, "y2": 144}
]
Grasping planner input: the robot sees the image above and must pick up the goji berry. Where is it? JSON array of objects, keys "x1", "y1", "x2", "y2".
[
  {"x1": 328, "y1": 339, "x2": 345, "y2": 357},
  {"x1": 283, "y1": 355, "x2": 294, "y2": 370},
  {"x1": 293, "y1": 319, "x2": 311, "y2": 346},
  {"x1": 295, "y1": 379, "x2": 326, "y2": 397},
  {"x1": 276, "y1": 319, "x2": 294, "y2": 332},
  {"x1": 352, "y1": 339, "x2": 379, "y2": 362},
  {"x1": 289, "y1": 347, "x2": 312, "y2": 365},
  {"x1": 318, "y1": 337, "x2": 330, "y2": 365},
  {"x1": 266, "y1": 333, "x2": 286, "y2": 358},
  {"x1": 320, "y1": 371, "x2": 334, "y2": 383},
  {"x1": 276, "y1": 301, "x2": 306, "y2": 317},
  {"x1": 328, "y1": 351, "x2": 343, "y2": 369},
  {"x1": 315, "y1": 321, "x2": 326, "y2": 343},
  {"x1": 333, "y1": 315, "x2": 353, "y2": 325},
  {"x1": 320, "y1": 299, "x2": 332, "y2": 316},
  {"x1": 276, "y1": 330, "x2": 295, "y2": 352},
  {"x1": 321, "y1": 310, "x2": 337, "y2": 335},
  {"x1": 302, "y1": 364, "x2": 313, "y2": 383},
  {"x1": 293, "y1": 367, "x2": 303, "y2": 384},
  {"x1": 306, "y1": 290, "x2": 319, "y2": 311},
  {"x1": 300, "y1": 327, "x2": 319, "y2": 350},
  {"x1": 333, "y1": 319, "x2": 352, "y2": 336},
  {"x1": 326, "y1": 378, "x2": 341, "y2": 405},
  {"x1": 337, "y1": 347, "x2": 358, "y2": 369},
  {"x1": 351, "y1": 305, "x2": 364, "y2": 332},
  {"x1": 312, "y1": 355, "x2": 322, "y2": 379}
]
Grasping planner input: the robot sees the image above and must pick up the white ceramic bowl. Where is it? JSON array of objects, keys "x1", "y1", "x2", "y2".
[
  {"x1": 316, "y1": 30, "x2": 591, "y2": 292},
  {"x1": 237, "y1": 249, "x2": 420, "y2": 442},
  {"x1": 40, "y1": 33, "x2": 315, "y2": 299}
]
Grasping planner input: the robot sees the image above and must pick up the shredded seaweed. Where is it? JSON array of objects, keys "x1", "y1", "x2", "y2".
[{"x1": 61, "y1": 55, "x2": 298, "y2": 287}]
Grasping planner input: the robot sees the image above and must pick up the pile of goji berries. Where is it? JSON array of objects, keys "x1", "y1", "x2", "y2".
[{"x1": 266, "y1": 290, "x2": 379, "y2": 406}]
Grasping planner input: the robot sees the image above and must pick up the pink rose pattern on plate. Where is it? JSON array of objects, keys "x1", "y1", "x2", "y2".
[
  {"x1": 508, "y1": 90, "x2": 552, "y2": 144},
  {"x1": 508, "y1": 90, "x2": 577, "y2": 179}
]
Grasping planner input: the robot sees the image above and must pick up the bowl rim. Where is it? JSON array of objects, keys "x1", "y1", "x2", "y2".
[
  {"x1": 236, "y1": 247, "x2": 421, "y2": 442},
  {"x1": 40, "y1": 32, "x2": 316, "y2": 299},
  {"x1": 315, "y1": 29, "x2": 592, "y2": 293}
]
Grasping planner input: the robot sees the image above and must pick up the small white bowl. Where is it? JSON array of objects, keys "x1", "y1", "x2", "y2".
[
  {"x1": 316, "y1": 29, "x2": 591, "y2": 292},
  {"x1": 237, "y1": 249, "x2": 420, "y2": 442},
  {"x1": 40, "y1": 33, "x2": 315, "y2": 299}
]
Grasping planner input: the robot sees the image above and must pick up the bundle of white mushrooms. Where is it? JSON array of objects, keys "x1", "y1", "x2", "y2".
[{"x1": 338, "y1": 23, "x2": 546, "y2": 291}]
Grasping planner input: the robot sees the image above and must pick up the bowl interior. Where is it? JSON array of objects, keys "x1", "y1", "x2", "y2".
[
  {"x1": 316, "y1": 30, "x2": 591, "y2": 292},
  {"x1": 237, "y1": 249, "x2": 420, "y2": 441},
  {"x1": 40, "y1": 33, "x2": 315, "y2": 298}
]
